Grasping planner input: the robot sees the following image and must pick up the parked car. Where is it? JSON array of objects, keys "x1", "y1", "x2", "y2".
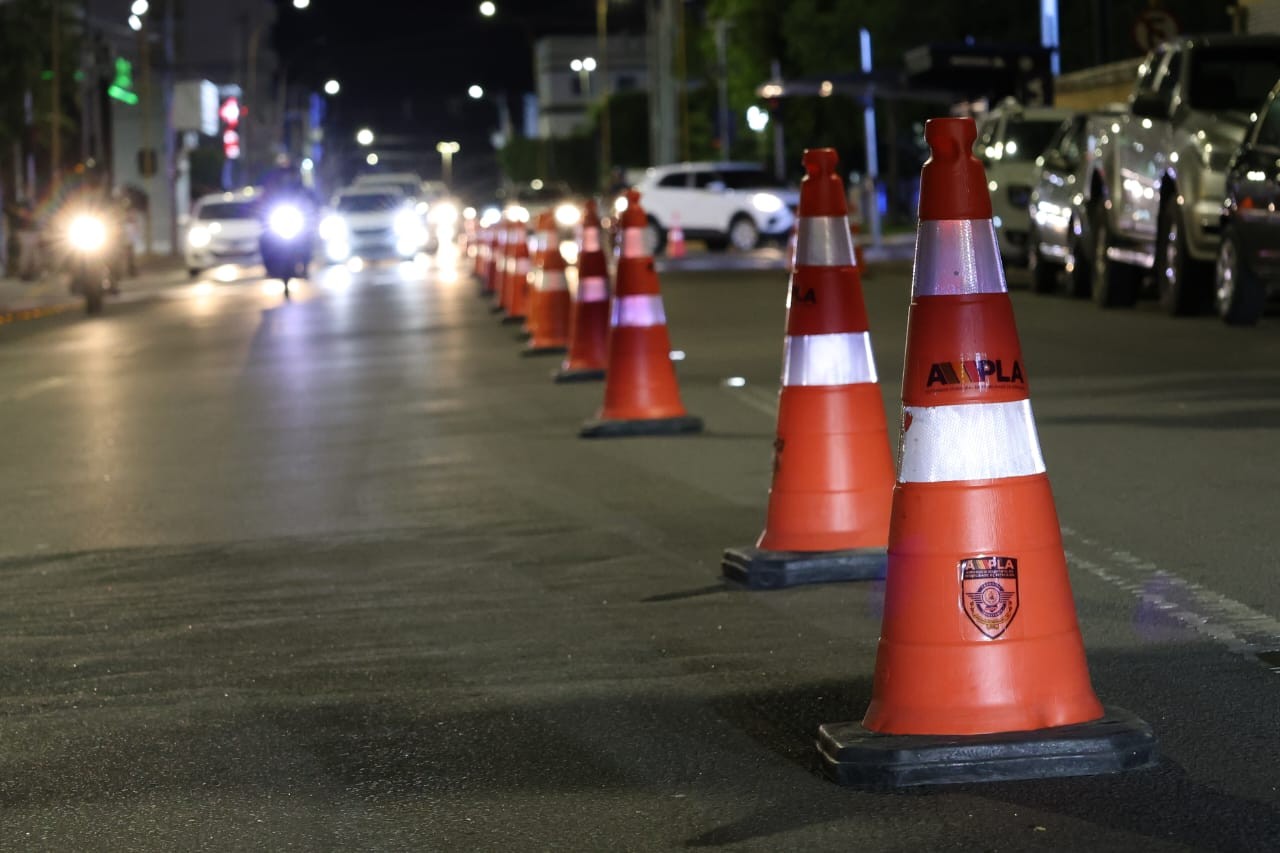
[
  {"x1": 184, "y1": 190, "x2": 262, "y2": 277},
  {"x1": 1086, "y1": 34, "x2": 1280, "y2": 313},
  {"x1": 1027, "y1": 107, "x2": 1125, "y2": 296},
  {"x1": 626, "y1": 162, "x2": 797, "y2": 255},
  {"x1": 974, "y1": 100, "x2": 1076, "y2": 267},
  {"x1": 319, "y1": 185, "x2": 429, "y2": 263},
  {"x1": 1215, "y1": 79, "x2": 1280, "y2": 325}
]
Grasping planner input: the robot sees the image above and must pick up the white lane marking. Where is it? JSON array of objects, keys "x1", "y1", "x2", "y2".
[
  {"x1": 1062, "y1": 526, "x2": 1280, "y2": 673},
  {"x1": 2, "y1": 376, "x2": 69, "y2": 402},
  {"x1": 722, "y1": 384, "x2": 777, "y2": 418}
]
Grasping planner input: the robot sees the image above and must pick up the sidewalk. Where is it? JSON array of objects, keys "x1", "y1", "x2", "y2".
[{"x1": 0, "y1": 255, "x2": 189, "y2": 322}]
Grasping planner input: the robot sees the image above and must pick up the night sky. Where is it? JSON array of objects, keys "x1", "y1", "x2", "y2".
[{"x1": 273, "y1": 0, "x2": 649, "y2": 191}]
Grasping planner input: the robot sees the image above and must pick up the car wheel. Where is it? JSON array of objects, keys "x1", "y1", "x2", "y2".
[
  {"x1": 1090, "y1": 201, "x2": 1139, "y2": 308},
  {"x1": 644, "y1": 219, "x2": 666, "y2": 256},
  {"x1": 1155, "y1": 190, "x2": 1212, "y2": 316},
  {"x1": 728, "y1": 215, "x2": 760, "y2": 252},
  {"x1": 1065, "y1": 214, "x2": 1093, "y2": 299},
  {"x1": 1027, "y1": 224, "x2": 1058, "y2": 294},
  {"x1": 1214, "y1": 228, "x2": 1265, "y2": 326}
]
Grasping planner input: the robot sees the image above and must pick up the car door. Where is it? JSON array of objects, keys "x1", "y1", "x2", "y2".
[
  {"x1": 1033, "y1": 117, "x2": 1080, "y2": 255},
  {"x1": 1119, "y1": 47, "x2": 1177, "y2": 241},
  {"x1": 647, "y1": 170, "x2": 692, "y2": 228},
  {"x1": 685, "y1": 169, "x2": 728, "y2": 231}
]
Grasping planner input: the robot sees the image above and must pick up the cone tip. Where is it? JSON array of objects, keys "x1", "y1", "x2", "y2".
[
  {"x1": 803, "y1": 147, "x2": 839, "y2": 179},
  {"x1": 918, "y1": 116, "x2": 993, "y2": 221},
  {"x1": 924, "y1": 118, "x2": 977, "y2": 162}
]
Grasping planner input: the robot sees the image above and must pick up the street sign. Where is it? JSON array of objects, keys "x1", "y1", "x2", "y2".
[{"x1": 1133, "y1": 7, "x2": 1179, "y2": 53}]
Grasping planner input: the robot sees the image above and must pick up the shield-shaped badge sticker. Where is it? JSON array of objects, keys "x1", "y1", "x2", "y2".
[{"x1": 960, "y1": 556, "x2": 1019, "y2": 639}]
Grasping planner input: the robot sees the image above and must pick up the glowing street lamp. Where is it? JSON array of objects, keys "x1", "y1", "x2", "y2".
[
  {"x1": 356, "y1": 128, "x2": 374, "y2": 146},
  {"x1": 366, "y1": 152, "x2": 379, "y2": 166},
  {"x1": 324, "y1": 79, "x2": 340, "y2": 96},
  {"x1": 293, "y1": 0, "x2": 311, "y2": 9},
  {"x1": 468, "y1": 85, "x2": 484, "y2": 99},
  {"x1": 436, "y1": 141, "x2": 460, "y2": 186},
  {"x1": 570, "y1": 56, "x2": 596, "y2": 96},
  {"x1": 479, "y1": 1, "x2": 496, "y2": 17},
  {"x1": 130, "y1": 0, "x2": 149, "y2": 15}
]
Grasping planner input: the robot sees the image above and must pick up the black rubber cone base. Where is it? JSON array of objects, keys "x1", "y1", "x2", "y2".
[
  {"x1": 553, "y1": 367, "x2": 606, "y2": 383},
  {"x1": 522, "y1": 344, "x2": 566, "y2": 357},
  {"x1": 580, "y1": 415, "x2": 704, "y2": 438},
  {"x1": 817, "y1": 707, "x2": 1157, "y2": 789},
  {"x1": 489, "y1": 303, "x2": 505, "y2": 314},
  {"x1": 721, "y1": 545, "x2": 886, "y2": 589},
  {"x1": 500, "y1": 315, "x2": 525, "y2": 325}
]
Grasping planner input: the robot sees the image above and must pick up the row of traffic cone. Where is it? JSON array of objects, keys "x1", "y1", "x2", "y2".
[{"x1": 471, "y1": 120, "x2": 1155, "y2": 790}]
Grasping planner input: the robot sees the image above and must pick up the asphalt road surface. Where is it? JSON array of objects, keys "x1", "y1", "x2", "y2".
[{"x1": 0, "y1": 246, "x2": 1277, "y2": 850}]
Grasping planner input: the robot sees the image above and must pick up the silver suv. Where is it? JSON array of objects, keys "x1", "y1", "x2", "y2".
[
  {"x1": 626, "y1": 162, "x2": 797, "y2": 255},
  {"x1": 1087, "y1": 34, "x2": 1280, "y2": 314}
]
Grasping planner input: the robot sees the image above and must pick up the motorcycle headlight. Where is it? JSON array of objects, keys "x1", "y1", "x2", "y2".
[
  {"x1": 554, "y1": 203, "x2": 581, "y2": 228},
  {"x1": 187, "y1": 225, "x2": 212, "y2": 248},
  {"x1": 268, "y1": 204, "x2": 305, "y2": 240},
  {"x1": 68, "y1": 215, "x2": 107, "y2": 251},
  {"x1": 752, "y1": 192, "x2": 784, "y2": 213},
  {"x1": 318, "y1": 214, "x2": 347, "y2": 242}
]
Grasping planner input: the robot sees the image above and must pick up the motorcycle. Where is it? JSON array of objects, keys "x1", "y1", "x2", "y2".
[
  {"x1": 64, "y1": 211, "x2": 119, "y2": 315},
  {"x1": 260, "y1": 202, "x2": 312, "y2": 296}
]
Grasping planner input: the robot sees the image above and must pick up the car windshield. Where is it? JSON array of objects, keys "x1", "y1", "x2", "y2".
[
  {"x1": 719, "y1": 169, "x2": 774, "y2": 189},
  {"x1": 337, "y1": 194, "x2": 403, "y2": 213},
  {"x1": 999, "y1": 119, "x2": 1063, "y2": 162},
  {"x1": 196, "y1": 202, "x2": 258, "y2": 220},
  {"x1": 1188, "y1": 48, "x2": 1280, "y2": 112}
]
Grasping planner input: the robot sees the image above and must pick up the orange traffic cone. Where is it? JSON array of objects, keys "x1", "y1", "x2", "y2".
[
  {"x1": 476, "y1": 226, "x2": 495, "y2": 298},
  {"x1": 722, "y1": 148, "x2": 894, "y2": 589},
  {"x1": 555, "y1": 199, "x2": 610, "y2": 383},
  {"x1": 487, "y1": 223, "x2": 508, "y2": 313},
  {"x1": 667, "y1": 213, "x2": 686, "y2": 259},
  {"x1": 580, "y1": 189, "x2": 703, "y2": 438},
  {"x1": 501, "y1": 221, "x2": 530, "y2": 325},
  {"x1": 817, "y1": 118, "x2": 1156, "y2": 788},
  {"x1": 524, "y1": 212, "x2": 571, "y2": 356}
]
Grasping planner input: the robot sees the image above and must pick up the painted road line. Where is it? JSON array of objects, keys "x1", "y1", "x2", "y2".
[
  {"x1": 0, "y1": 376, "x2": 70, "y2": 403},
  {"x1": 1063, "y1": 527, "x2": 1280, "y2": 675},
  {"x1": 722, "y1": 383, "x2": 777, "y2": 418}
]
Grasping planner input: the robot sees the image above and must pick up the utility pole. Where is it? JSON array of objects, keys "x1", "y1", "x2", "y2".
[
  {"x1": 714, "y1": 19, "x2": 729, "y2": 158},
  {"x1": 51, "y1": 0, "x2": 61, "y2": 190},
  {"x1": 596, "y1": 0, "x2": 610, "y2": 189},
  {"x1": 770, "y1": 59, "x2": 785, "y2": 180},
  {"x1": 859, "y1": 28, "x2": 881, "y2": 249}
]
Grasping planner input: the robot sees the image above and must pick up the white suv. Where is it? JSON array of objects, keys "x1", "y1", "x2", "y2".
[{"x1": 628, "y1": 162, "x2": 797, "y2": 254}]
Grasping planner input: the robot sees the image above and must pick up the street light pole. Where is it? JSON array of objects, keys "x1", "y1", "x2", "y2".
[
  {"x1": 596, "y1": 0, "x2": 609, "y2": 190},
  {"x1": 436, "y1": 141, "x2": 460, "y2": 187}
]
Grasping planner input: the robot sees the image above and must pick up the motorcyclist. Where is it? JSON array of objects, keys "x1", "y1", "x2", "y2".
[
  {"x1": 257, "y1": 157, "x2": 319, "y2": 293},
  {"x1": 52, "y1": 164, "x2": 128, "y2": 293}
]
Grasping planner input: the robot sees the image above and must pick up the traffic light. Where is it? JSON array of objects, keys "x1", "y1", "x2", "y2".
[{"x1": 220, "y1": 96, "x2": 241, "y2": 160}]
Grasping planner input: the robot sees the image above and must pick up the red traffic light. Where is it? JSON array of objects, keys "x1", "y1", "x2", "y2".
[{"x1": 219, "y1": 97, "x2": 241, "y2": 127}]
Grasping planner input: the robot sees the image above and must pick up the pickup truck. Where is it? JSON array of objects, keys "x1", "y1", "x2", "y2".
[{"x1": 1085, "y1": 34, "x2": 1280, "y2": 314}]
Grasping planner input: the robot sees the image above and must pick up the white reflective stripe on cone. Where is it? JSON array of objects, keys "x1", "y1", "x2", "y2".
[
  {"x1": 611, "y1": 294, "x2": 666, "y2": 327},
  {"x1": 898, "y1": 399, "x2": 1045, "y2": 484},
  {"x1": 516, "y1": 258, "x2": 530, "y2": 275},
  {"x1": 583, "y1": 227, "x2": 601, "y2": 253},
  {"x1": 912, "y1": 220, "x2": 1007, "y2": 297},
  {"x1": 622, "y1": 227, "x2": 647, "y2": 258},
  {"x1": 781, "y1": 332, "x2": 877, "y2": 386},
  {"x1": 579, "y1": 275, "x2": 608, "y2": 302},
  {"x1": 533, "y1": 270, "x2": 568, "y2": 292},
  {"x1": 796, "y1": 216, "x2": 856, "y2": 267}
]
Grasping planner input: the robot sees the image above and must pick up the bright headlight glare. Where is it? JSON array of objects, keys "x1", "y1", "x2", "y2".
[
  {"x1": 613, "y1": 196, "x2": 628, "y2": 213},
  {"x1": 68, "y1": 215, "x2": 107, "y2": 251},
  {"x1": 555, "y1": 203, "x2": 581, "y2": 227},
  {"x1": 268, "y1": 205, "x2": 305, "y2": 239},
  {"x1": 394, "y1": 208, "x2": 422, "y2": 237},
  {"x1": 752, "y1": 193, "x2": 784, "y2": 213},
  {"x1": 432, "y1": 201, "x2": 459, "y2": 226},
  {"x1": 479, "y1": 207, "x2": 502, "y2": 228},
  {"x1": 506, "y1": 205, "x2": 529, "y2": 223},
  {"x1": 319, "y1": 214, "x2": 346, "y2": 242},
  {"x1": 187, "y1": 225, "x2": 212, "y2": 248}
]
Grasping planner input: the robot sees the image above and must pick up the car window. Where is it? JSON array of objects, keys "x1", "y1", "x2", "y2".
[
  {"x1": 196, "y1": 202, "x2": 258, "y2": 220},
  {"x1": 719, "y1": 169, "x2": 772, "y2": 189},
  {"x1": 1187, "y1": 46, "x2": 1280, "y2": 112},
  {"x1": 657, "y1": 173, "x2": 687, "y2": 188},
  {"x1": 336, "y1": 194, "x2": 402, "y2": 213},
  {"x1": 999, "y1": 118, "x2": 1063, "y2": 162},
  {"x1": 1154, "y1": 51, "x2": 1181, "y2": 105},
  {"x1": 692, "y1": 171, "x2": 723, "y2": 189},
  {"x1": 1256, "y1": 95, "x2": 1280, "y2": 148}
]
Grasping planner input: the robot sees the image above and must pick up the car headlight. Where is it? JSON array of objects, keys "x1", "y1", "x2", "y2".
[
  {"x1": 431, "y1": 201, "x2": 459, "y2": 226},
  {"x1": 479, "y1": 207, "x2": 502, "y2": 228},
  {"x1": 68, "y1": 214, "x2": 107, "y2": 251},
  {"x1": 752, "y1": 192, "x2": 784, "y2": 213},
  {"x1": 506, "y1": 205, "x2": 529, "y2": 223},
  {"x1": 187, "y1": 225, "x2": 212, "y2": 248},
  {"x1": 319, "y1": 214, "x2": 347, "y2": 242},
  {"x1": 554, "y1": 203, "x2": 581, "y2": 227},
  {"x1": 268, "y1": 204, "x2": 305, "y2": 240},
  {"x1": 394, "y1": 208, "x2": 423, "y2": 237},
  {"x1": 613, "y1": 196, "x2": 628, "y2": 213}
]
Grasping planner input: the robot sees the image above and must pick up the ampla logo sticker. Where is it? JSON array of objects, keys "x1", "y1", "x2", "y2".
[
  {"x1": 960, "y1": 556, "x2": 1019, "y2": 639},
  {"x1": 927, "y1": 357, "x2": 1024, "y2": 390}
]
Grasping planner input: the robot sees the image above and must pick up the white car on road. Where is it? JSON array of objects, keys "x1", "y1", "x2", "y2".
[
  {"x1": 626, "y1": 162, "x2": 797, "y2": 255},
  {"x1": 184, "y1": 190, "x2": 263, "y2": 277},
  {"x1": 320, "y1": 186, "x2": 429, "y2": 263}
]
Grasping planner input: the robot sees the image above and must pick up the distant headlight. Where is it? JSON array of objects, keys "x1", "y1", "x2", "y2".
[
  {"x1": 479, "y1": 207, "x2": 502, "y2": 228},
  {"x1": 431, "y1": 201, "x2": 459, "y2": 226},
  {"x1": 506, "y1": 205, "x2": 530, "y2": 223},
  {"x1": 268, "y1": 204, "x2": 305, "y2": 240},
  {"x1": 319, "y1": 214, "x2": 347, "y2": 242},
  {"x1": 68, "y1": 214, "x2": 107, "y2": 251},
  {"x1": 555, "y1": 203, "x2": 581, "y2": 227},
  {"x1": 394, "y1": 208, "x2": 423, "y2": 237},
  {"x1": 187, "y1": 225, "x2": 212, "y2": 248},
  {"x1": 613, "y1": 196, "x2": 628, "y2": 213},
  {"x1": 752, "y1": 192, "x2": 784, "y2": 213}
]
